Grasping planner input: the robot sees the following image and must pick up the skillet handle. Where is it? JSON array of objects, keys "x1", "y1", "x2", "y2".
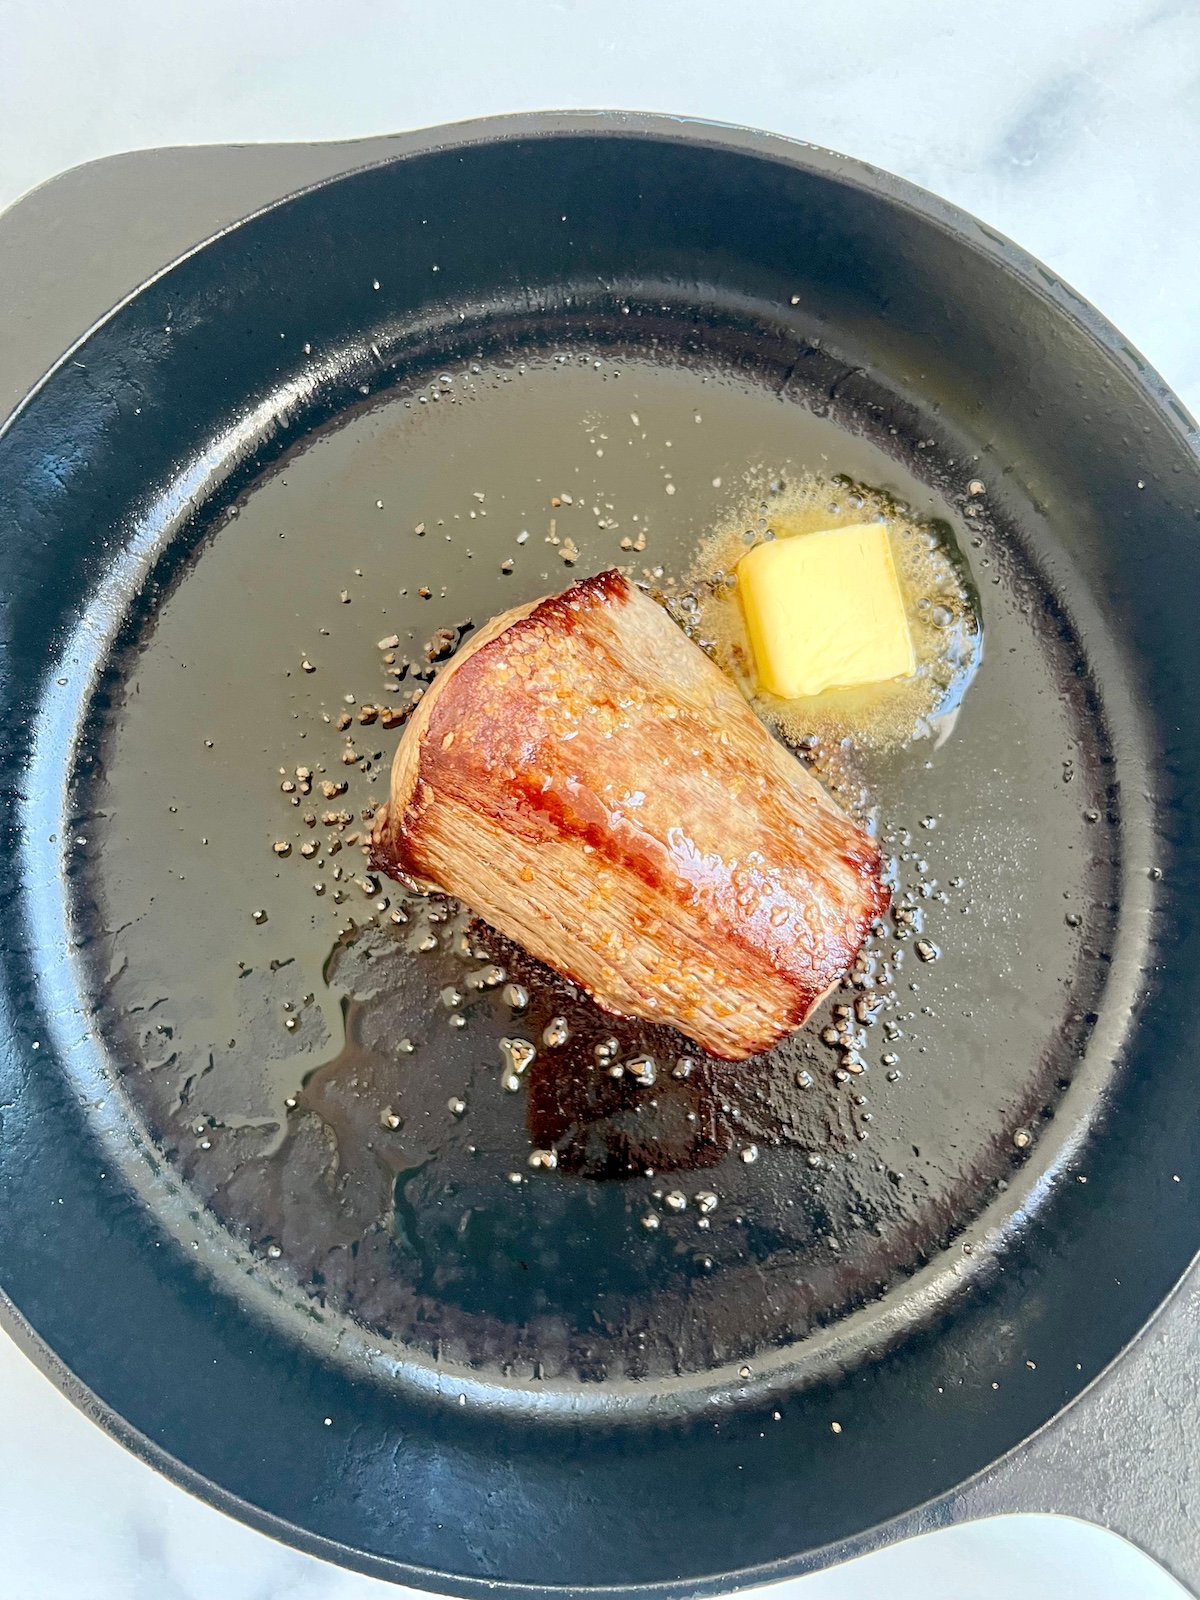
[{"x1": 946, "y1": 1258, "x2": 1200, "y2": 1595}]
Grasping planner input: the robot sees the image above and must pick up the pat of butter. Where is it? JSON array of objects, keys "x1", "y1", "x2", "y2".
[{"x1": 737, "y1": 523, "x2": 915, "y2": 699}]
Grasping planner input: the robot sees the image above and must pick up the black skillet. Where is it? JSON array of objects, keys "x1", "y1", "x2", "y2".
[{"x1": 1, "y1": 113, "x2": 1198, "y2": 1593}]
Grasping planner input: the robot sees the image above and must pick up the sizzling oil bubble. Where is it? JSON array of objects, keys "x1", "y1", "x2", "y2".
[
  {"x1": 500, "y1": 1037, "x2": 536, "y2": 1074},
  {"x1": 625, "y1": 1055, "x2": 657, "y2": 1087},
  {"x1": 683, "y1": 472, "x2": 981, "y2": 750},
  {"x1": 542, "y1": 1016, "x2": 570, "y2": 1048}
]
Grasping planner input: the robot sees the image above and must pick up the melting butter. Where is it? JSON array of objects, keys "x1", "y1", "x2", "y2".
[{"x1": 687, "y1": 474, "x2": 981, "y2": 750}]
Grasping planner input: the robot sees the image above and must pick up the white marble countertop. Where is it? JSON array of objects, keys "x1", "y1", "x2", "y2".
[{"x1": 1, "y1": 2, "x2": 1198, "y2": 1596}]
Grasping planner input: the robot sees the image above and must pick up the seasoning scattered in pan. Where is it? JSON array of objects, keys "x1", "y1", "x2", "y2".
[{"x1": 255, "y1": 444, "x2": 987, "y2": 1207}]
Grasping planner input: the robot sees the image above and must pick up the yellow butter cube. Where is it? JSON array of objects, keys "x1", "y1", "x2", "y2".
[{"x1": 737, "y1": 523, "x2": 915, "y2": 699}]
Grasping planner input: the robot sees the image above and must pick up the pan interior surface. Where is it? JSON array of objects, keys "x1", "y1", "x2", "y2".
[
  {"x1": 1, "y1": 123, "x2": 1196, "y2": 1591},
  {"x1": 69, "y1": 328, "x2": 1120, "y2": 1404}
]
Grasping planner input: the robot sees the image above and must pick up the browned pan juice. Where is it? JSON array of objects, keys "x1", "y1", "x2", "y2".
[{"x1": 84, "y1": 348, "x2": 1117, "y2": 1383}]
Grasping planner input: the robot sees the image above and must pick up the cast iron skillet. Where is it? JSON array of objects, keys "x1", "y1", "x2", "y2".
[{"x1": 1, "y1": 114, "x2": 1198, "y2": 1592}]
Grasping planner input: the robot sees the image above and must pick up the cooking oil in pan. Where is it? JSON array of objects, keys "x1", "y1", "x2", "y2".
[{"x1": 79, "y1": 344, "x2": 1119, "y2": 1385}]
